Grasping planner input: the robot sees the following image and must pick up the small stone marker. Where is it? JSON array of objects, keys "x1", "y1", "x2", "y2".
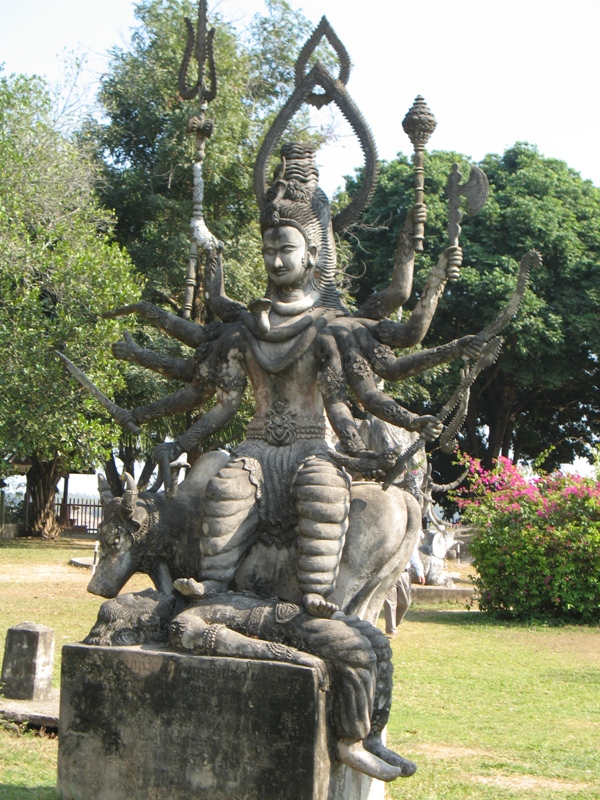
[{"x1": 1, "y1": 622, "x2": 55, "y2": 700}]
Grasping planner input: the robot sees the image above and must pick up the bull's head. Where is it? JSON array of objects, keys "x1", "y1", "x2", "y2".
[{"x1": 88, "y1": 473, "x2": 154, "y2": 598}]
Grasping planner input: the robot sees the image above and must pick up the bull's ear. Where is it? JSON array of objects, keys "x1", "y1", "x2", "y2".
[
  {"x1": 121, "y1": 472, "x2": 138, "y2": 518},
  {"x1": 98, "y1": 474, "x2": 114, "y2": 507}
]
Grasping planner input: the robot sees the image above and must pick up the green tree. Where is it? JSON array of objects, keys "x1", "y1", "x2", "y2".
[
  {"x1": 0, "y1": 72, "x2": 140, "y2": 537},
  {"x1": 345, "y1": 144, "x2": 600, "y2": 474}
]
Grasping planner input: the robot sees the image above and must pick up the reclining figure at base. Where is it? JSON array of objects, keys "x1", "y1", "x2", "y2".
[{"x1": 170, "y1": 581, "x2": 416, "y2": 782}]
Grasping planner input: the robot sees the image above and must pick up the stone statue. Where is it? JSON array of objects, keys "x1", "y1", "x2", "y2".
[{"x1": 58, "y1": 9, "x2": 541, "y2": 792}]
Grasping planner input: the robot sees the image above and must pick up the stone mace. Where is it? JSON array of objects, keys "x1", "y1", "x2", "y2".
[{"x1": 402, "y1": 95, "x2": 437, "y2": 251}]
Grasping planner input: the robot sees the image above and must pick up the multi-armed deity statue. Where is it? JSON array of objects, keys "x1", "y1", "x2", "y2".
[{"x1": 58, "y1": 5, "x2": 539, "y2": 794}]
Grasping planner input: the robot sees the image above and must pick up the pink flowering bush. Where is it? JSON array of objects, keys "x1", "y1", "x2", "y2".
[{"x1": 456, "y1": 456, "x2": 600, "y2": 622}]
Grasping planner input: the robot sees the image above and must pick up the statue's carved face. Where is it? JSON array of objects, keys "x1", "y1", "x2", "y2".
[{"x1": 262, "y1": 226, "x2": 315, "y2": 288}]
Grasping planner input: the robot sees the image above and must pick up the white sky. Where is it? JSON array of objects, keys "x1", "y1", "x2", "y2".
[{"x1": 0, "y1": 0, "x2": 598, "y2": 196}]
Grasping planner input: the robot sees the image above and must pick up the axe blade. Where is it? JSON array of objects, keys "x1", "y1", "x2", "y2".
[{"x1": 460, "y1": 165, "x2": 489, "y2": 216}]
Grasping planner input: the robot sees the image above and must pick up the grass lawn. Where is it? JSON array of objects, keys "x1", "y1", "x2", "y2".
[{"x1": 1, "y1": 539, "x2": 599, "y2": 799}]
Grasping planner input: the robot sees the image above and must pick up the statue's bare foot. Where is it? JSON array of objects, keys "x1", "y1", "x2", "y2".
[
  {"x1": 337, "y1": 740, "x2": 406, "y2": 782},
  {"x1": 303, "y1": 593, "x2": 338, "y2": 618},
  {"x1": 363, "y1": 732, "x2": 417, "y2": 776},
  {"x1": 174, "y1": 578, "x2": 226, "y2": 598},
  {"x1": 169, "y1": 612, "x2": 207, "y2": 652}
]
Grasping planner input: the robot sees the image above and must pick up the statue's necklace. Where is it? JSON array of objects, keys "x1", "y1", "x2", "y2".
[{"x1": 271, "y1": 291, "x2": 320, "y2": 316}]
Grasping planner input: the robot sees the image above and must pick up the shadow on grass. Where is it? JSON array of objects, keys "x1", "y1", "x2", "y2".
[
  {"x1": 0, "y1": 789, "x2": 59, "y2": 800},
  {"x1": 404, "y1": 608, "x2": 497, "y2": 627},
  {"x1": 0, "y1": 538, "x2": 91, "y2": 552},
  {"x1": 404, "y1": 607, "x2": 600, "y2": 629}
]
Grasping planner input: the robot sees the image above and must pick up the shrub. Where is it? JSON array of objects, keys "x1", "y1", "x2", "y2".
[{"x1": 456, "y1": 456, "x2": 600, "y2": 623}]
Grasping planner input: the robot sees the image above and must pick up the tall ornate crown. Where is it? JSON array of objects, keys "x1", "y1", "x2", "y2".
[{"x1": 254, "y1": 18, "x2": 380, "y2": 311}]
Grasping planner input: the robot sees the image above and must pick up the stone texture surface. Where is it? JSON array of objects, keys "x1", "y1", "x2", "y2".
[
  {"x1": 0, "y1": 688, "x2": 59, "y2": 728},
  {"x1": 58, "y1": 643, "x2": 331, "y2": 800},
  {"x1": 0, "y1": 523, "x2": 18, "y2": 540},
  {"x1": 1, "y1": 622, "x2": 55, "y2": 700}
]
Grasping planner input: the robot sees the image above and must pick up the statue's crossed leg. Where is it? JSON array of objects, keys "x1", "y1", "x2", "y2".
[{"x1": 196, "y1": 454, "x2": 353, "y2": 618}]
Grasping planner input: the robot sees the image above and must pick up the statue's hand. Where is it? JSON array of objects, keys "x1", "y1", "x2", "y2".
[
  {"x1": 112, "y1": 331, "x2": 138, "y2": 361},
  {"x1": 153, "y1": 441, "x2": 184, "y2": 491},
  {"x1": 413, "y1": 415, "x2": 443, "y2": 442},
  {"x1": 404, "y1": 203, "x2": 427, "y2": 237},
  {"x1": 113, "y1": 406, "x2": 137, "y2": 430},
  {"x1": 457, "y1": 334, "x2": 485, "y2": 360},
  {"x1": 441, "y1": 245, "x2": 463, "y2": 282},
  {"x1": 361, "y1": 449, "x2": 397, "y2": 479},
  {"x1": 103, "y1": 301, "x2": 162, "y2": 321},
  {"x1": 289, "y1": 649, "x2": 330, "y2": 690}
]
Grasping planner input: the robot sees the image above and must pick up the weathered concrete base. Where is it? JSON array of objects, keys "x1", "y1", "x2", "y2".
[
  {"x1": 1, "y1": 622, "x2": 55, "y2": 700},
  {"x1": 412, "y1": 585, "x2": 475, "y2": 604},
  {"x1": 58, "y1": 643, "x2": 383, "y2": 800},
  {"x1": 0, "y1": 688, "x2": 59, "y2": 729},
  {"x1": 0, "y1": 523, "x2": 19, "y2": 540}
]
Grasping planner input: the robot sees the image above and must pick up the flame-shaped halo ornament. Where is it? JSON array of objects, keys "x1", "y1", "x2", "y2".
[{"x1": 253, "y1": 16, "x2": 378, "y2": 235}]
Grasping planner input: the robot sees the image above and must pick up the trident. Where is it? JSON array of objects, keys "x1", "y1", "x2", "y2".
[{"x1": 178, "y1": 0, "x2": 219, "y2": 321}]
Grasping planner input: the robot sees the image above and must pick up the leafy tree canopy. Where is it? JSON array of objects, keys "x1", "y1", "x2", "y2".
[
  {"x1": 345, "y1": 144, "x2": 600, "y2": 473},
  {"x1": 0, "y1": 72, "x2": 140, "y2": 533}
]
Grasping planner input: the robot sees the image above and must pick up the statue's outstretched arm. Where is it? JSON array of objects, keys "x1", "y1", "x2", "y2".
[
  {"x1": 355, "y1": 205, "x2": 425, "y2": 320},
  {"x1": 131, "y1": 381, "x2": 216, "y2": 426},
  {"x1": 332, "y1": 326, "x2": 438, "y2": 438},
  {"x1": 103, "y1": 301, "x2": 207, "y2": 348},
  {"x1": 112, "y1": 332, "x2": 196, "y2": 382},
  {"x1": 354, "y1": 326, "x2": 483, "y2": 381},
  {"x1": 154, "y1": 348, "x2": 247, "y2": 464},
  {"x1": 368, "y1": 246, "x2": 461, "y2": 348},
  {"x1": 206, "y1": 249, "x2": 246, "y2": 323}
]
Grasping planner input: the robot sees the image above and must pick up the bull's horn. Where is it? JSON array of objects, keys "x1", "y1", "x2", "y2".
[
  {"x1": 121, "y1": 472, "x2": 138, "y2": 518},
  {"x1": 97, "y1": 474, "x2": 114, "y2": 507}
]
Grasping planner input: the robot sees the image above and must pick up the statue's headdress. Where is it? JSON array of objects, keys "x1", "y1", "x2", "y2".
[
  {"x1": 254, "y1": 17, "x2": 379, "y2": 312},
  {"x1": 260, "y1": 143, "x2": 342, "y2": 309}
]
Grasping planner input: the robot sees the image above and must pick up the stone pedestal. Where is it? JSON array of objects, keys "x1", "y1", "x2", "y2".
[
  {"x1": 57, "y1": 644, "x2": 384, "y2": 800},
  {"x1": 1, "y1": 622, "x2": 55, "y2": 700}
]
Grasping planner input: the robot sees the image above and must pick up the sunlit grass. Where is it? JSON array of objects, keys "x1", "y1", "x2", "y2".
[
  {"x1": 1, "y1": 541, "x2": 598, "y2": 799},
  {"x1": 387, "y1": 609, "x2": 600, "y2": 799}
]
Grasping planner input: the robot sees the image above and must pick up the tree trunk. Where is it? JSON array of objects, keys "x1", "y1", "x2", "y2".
[
  {"x1": 104, "y1": 454, "x2": 123, "y2": 497},
  {"x1": 26, "y1": 454, "x2": 62, "y2": 539},
  {"x1": 137, "y1": 455, "x2": 156, "y2": 491},
  {"x1": 482, "y1": 379, "x2": 518, "y2": 469},
  {"x1": 58, "y1": 472, "x2": 70, "y2": 525}
]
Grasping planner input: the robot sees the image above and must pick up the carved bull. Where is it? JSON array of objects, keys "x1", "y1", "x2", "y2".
[{"x1": 88, "y1": 451, "x2": 229, "y2": 598}]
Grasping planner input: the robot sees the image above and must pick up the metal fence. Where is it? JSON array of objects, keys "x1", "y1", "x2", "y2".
[{"x1": 54, "y1": 497, "x2": 102, "y2": 535}]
